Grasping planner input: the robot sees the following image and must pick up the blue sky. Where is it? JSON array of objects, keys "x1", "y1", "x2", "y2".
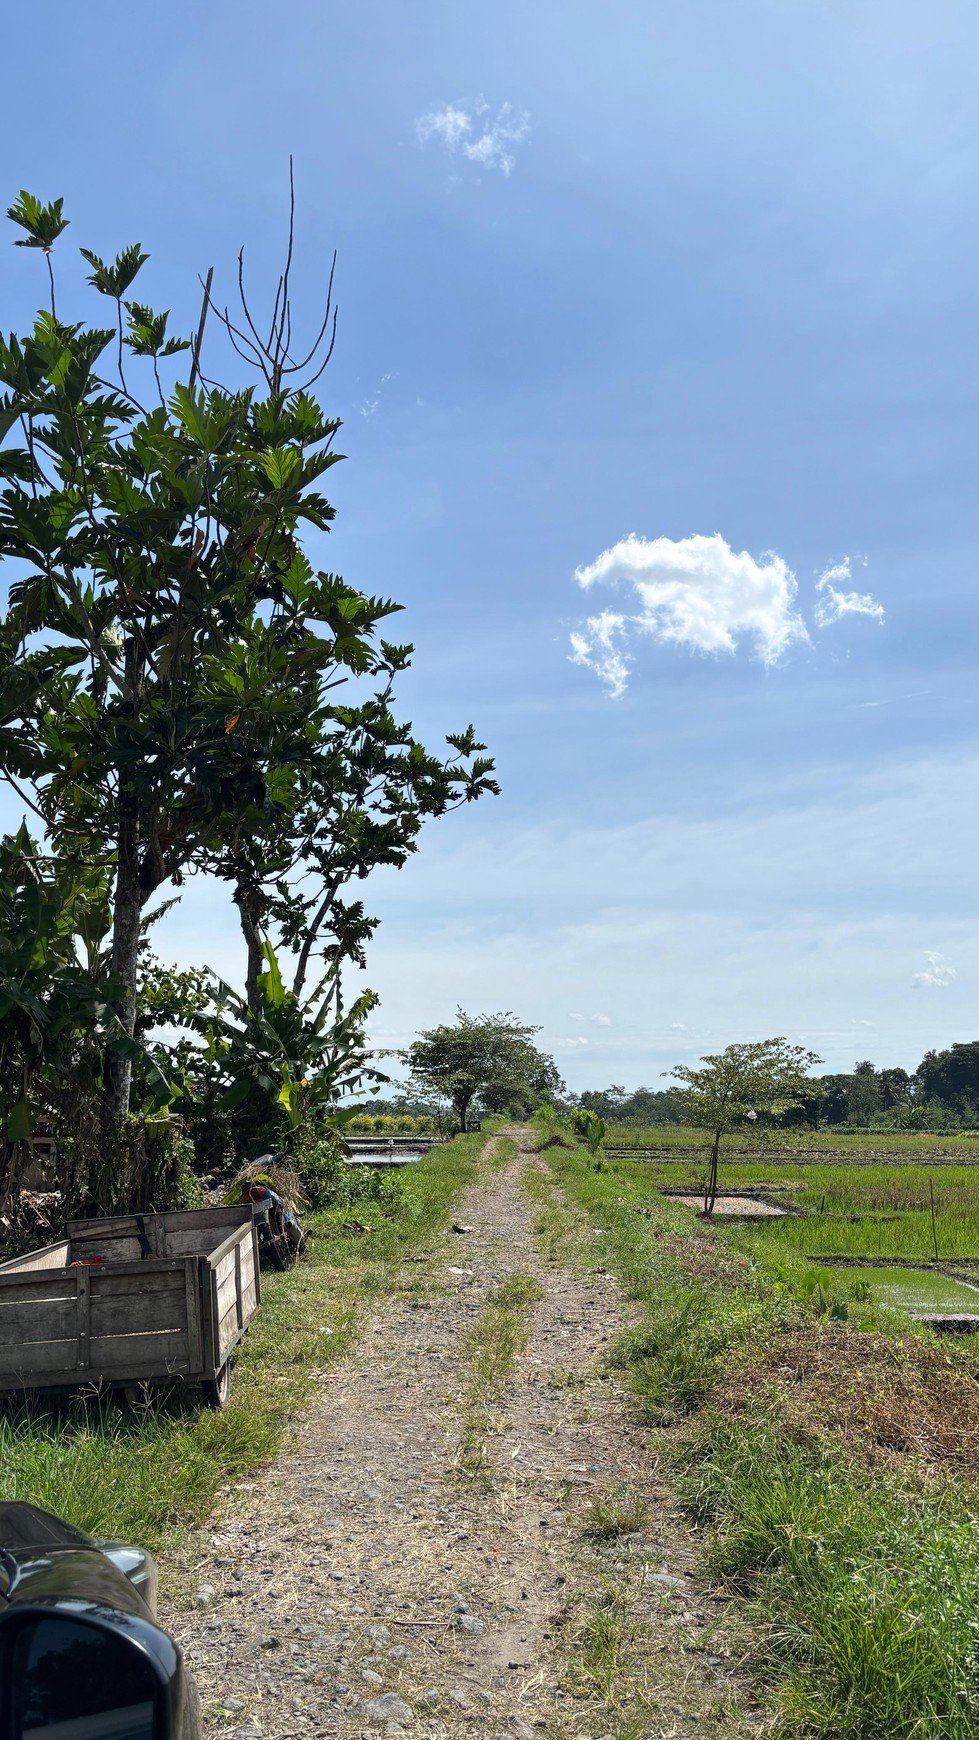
[{"x1": 3, "y1": 0, "x2": 979, "y2": 1089}]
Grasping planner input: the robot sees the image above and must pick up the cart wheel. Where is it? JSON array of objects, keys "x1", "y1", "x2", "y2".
[
  {"x1": 201, "y1": 1363, "x2": 231, "y2": 1410},
  {"x1": 123, "y1": 1383, "x2": 149, "y2": 1409}
]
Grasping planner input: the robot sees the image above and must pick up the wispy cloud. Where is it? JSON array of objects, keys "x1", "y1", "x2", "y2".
[
  {"x1": 911, "y1": 950, "x2": 956, "y2": 989},
  {"x1": 569, "y1": 533, "x2": 808, "y2": 696},
  {"x1": 358, "y1": 371, "x2": 393, "y2": 419},
  {"x1": 416, "y1": 98, "x2": 530, "y2": 178},
  {"x1": 814, "y1": 557, "x2": 885, "y2": 629}
]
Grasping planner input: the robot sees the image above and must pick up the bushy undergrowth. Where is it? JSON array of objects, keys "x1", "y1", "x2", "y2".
[
  {"x1": 545, "y1": 1143, "x2": 979, "y2": 1738},
  {"x1": 295, "y1": 1126, "x2": 403, "y2": 1213},
  {"x1": 0, "y1": 1132, "x2": 485, "y2": 1553}
]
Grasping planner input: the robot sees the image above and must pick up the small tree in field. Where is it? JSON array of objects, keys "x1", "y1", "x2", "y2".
[
  {"x1": 405, "y1": 1010, "x2": 563, "y2": 1132},
  {"x1": 671, "y1": 1038, "x2": 821, "y2": 1214}
]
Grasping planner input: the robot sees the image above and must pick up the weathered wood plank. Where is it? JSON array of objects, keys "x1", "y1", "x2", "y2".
[
  {"x1": 217, "y1": 1300, "x2": 242, "y2": 1364},
  {"x1": 0, "y1": 1300, "x2": 77, "y2": 1345},
  {"x1": 90, "y1": 1265, "x2": 186, "y2": 1296},
  {"x1": 0, "y1": 1339, "x2": 79, "y2": 1376},
  {"x1": 68, "y1": 1205, "x2": 250, "y2": 1240},
  {"x1": 90, "y1": 1288, "x2": 185, "y2": 1338},
  {"x1": 90, "y1": 1330, "x2": 190, "y2": 1375},
  {"x1": 215, "y1": 1267, "x2": 238, "y2": 1320},
  {"x1": 0, "y1": 1242, "x2": 70, "y2": 1275},
  {"x1": 184, "y1": 1257, "x2": 203, "y2": 1374}
]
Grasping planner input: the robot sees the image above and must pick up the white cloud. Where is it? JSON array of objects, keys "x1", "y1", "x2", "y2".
[
  {"x1": 851, "y1": 1018, "x2": 875, "y2": 1027},
  {"x1": 569, "y1": 611, "x2": 631, "y2": 699},
  {"x1": 569, "y1": 1011, "x2": 611, "y2": 1026},
  {"x1": 569, "y1": 533, "x2": 809, "y2": 694},
  {"x1": 416, "y1": 99, "x2": 530, "y2": 178},
  {"x1": 814, "y1": 558, "x2": 885, "y2": 629},
  {"x1": 911, "y1": 950, "x2": 956, "y2": 989}
]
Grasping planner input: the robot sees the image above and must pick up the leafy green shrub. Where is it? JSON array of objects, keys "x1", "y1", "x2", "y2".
[{"x1": 295, "y1": 1127, "x2": 403, "y2": 1214}]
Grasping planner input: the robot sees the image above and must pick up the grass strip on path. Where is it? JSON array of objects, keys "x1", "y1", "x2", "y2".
[
  {"x1": 0, "y1": 1132, "x2": 486, "y2": 1553},
  {"x1": 542, "y1": 1137, "x2": 979, "y2": 1740}
]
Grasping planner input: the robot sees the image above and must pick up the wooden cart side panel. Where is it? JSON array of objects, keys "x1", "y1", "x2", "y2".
[
  {"x1": 0, "y1": 1242, "x2": 70, "y2": 1275},
  {"x1": 0, "y1": 1257, "x2": 196, "y2": 1386},
  {"x1": 206, "y1": 1224, "x2": 259, "y2": 1369},
  {"x1": 68, "y1": 1207, "x2": 253, "y2": 1265}
]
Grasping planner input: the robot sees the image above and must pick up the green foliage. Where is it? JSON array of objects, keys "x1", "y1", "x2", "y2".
[
  {"x1": 406, "y1": 1008, "x2": 563, "y2": 1129},
  {"x1": 166, "y1": 939, "x2": 382, "y2": 1161},
  {"x1": 0, "y1": 188, "x2": 497, "y2": 1148},
  {"x1": 291, "y1": 1124, "x2": 402, "y2": 1213},
  {"x1": 0, "y1": 828, "x2": 113, "y2": 1171},
  {"x1": 571, "y1": 1107, "x2": 606, "y2": 1157},
  {"x1": 673, "y1": 1038, "x2": 821, "y2": 1213}
]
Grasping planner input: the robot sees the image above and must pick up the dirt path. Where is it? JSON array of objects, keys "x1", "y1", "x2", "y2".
[{"x1": 165, "y1": 1135, "x2": 756, "y2": 1739}]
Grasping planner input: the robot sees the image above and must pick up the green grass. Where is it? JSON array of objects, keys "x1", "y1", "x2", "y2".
[
  {"x1": 580, "y1": 1484, "x2": 650, "y2": 1540},
  {"x1": 542, "y1": 1140, "x2": 979, "y2": 1739},
  {"x1": 609, "y1": 1156, "x2": 979, "y2": 1262},
  {"x1": 0, "y1": 1132, "x2": 486, "y2": 1552},
  {"x1": 454, "y1": 1266, "x2": 544, "y2": 1484},
  {"x1": 680, "y1": 1416, "x2": 979, "y2": 1740},
  {"x1": 602, "y1": 1123, "x2": 979, "y2": 1161}
]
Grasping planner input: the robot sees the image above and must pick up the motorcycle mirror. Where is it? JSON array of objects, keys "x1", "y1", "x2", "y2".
[{"x1": 2, "y1": 1608, "x2": 175, "y2": 1738}]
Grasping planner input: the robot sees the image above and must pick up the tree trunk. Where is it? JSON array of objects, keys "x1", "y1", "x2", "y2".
[
  {"x1": 104, "y1": 807, "x2": 143, "y2": 1119},
  {"x1": 455, "y1": 1090, "x2": 472, "y2": 1133},
  {"x1": 235, "y1": 890, "x2": 265, "y2": 1015},
  {"x1": 704, "y1": 1130, "x2": 721, "y2": 1215}
]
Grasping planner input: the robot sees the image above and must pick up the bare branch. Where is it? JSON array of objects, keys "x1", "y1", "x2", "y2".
[{"x1": 188, "y1": 266, "x2": 214, "y2": 392}]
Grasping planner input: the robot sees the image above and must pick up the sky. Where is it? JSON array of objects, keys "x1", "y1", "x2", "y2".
[{"x1": 2, "y1": 0, "x2": 979, "y2": 1090}]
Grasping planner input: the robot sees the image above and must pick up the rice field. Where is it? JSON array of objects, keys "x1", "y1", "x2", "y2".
[
  {"x1": 604, "y1": 1125, "x2": 979, "y2": 1163},
  {"x1": 606, "y1": 1132, "x2": 979, "y2": 1263}
]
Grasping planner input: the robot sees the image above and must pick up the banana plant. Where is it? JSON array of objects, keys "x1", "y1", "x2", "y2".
[{"x1": 175, "y1": 939, "x2": 384, "y2": 1151}]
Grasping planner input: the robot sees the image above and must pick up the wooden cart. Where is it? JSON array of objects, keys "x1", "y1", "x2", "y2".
[{"x1": 0, "y1": 1205, "x2": 260, "y2": 1408}]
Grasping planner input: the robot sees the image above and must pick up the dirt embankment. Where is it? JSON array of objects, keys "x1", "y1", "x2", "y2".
[{"x1": 164, "y1": 1133, "x2": 755, "y2": 1738}]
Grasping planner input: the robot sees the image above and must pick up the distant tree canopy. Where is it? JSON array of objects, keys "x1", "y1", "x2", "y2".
[
  {"x1": 404, "y1": 1010, "x2": 563, "y2": 1131},
  {"x1": 573, "y1": 1042, "x2": 979, "y2": 1132}
]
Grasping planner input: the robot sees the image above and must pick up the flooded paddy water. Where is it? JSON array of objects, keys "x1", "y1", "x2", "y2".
[{"x1": 834, "y1": 1265, "x2": 979, "y2": 1315}]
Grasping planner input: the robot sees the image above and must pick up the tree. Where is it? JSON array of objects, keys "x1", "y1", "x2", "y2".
[
  {"x1": 846, "y1": 1060, "x2": 882, "y2": 1125},
  {"x1": 578, "y1": 1085, "x2": 627, "y2": 1121},
  {"x1": 0, "y1": 828, "x2": 112, "y2": 1204},
  {"x1": 0, "y1": 186, "x2": 497, "y2": 1142},
  {"x1": 671, "y1": 1038, "x2": 821, "y2": 1214},
  {"x1": 917, "y1": 1044, "x2": 979, "y2": 1120},
  {"x1": 405, "y1": 1010, "x2": 563, "y2": 1131}
]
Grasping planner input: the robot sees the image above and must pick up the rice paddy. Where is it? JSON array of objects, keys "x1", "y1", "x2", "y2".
[{"x1": 605, "y1": 1132, "x2": 979, "y2": 1265}]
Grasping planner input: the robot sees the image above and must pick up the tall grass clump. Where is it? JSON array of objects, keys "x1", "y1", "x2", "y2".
[{"x1": 680, "y1": 1415, "x2": 979, "y2": 1740}]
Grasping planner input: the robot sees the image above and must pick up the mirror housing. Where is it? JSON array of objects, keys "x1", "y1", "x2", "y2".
[{"x1": 0, "y1": 1602, "x2": 198, "y2": 1739}]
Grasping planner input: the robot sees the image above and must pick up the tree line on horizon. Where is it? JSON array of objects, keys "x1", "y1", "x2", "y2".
[
  {"x1": 380, "y1": 1036, "x2": 979, "y2": 1135},
  {"x1": 574, "y1": 1042, "x2": 979, "y2": 1131}
]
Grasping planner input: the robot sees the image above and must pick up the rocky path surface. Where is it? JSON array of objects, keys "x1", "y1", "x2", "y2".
[{"x1": 164, "y1": 1134, "x2": 755, "y2": 1739}]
